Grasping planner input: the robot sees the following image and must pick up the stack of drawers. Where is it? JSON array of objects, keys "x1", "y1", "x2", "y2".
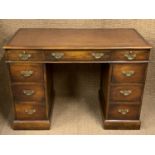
[
  {"x1": 9, "y1": 63, "x2": 46, "y2": 119},
  {"x1": 8, "y1": 61, "x2": 51, "y2": 129},
  {"x1": 109, "y1": 63, "x2": 147, "y2": 120},
  {"x1": 100, "y1": 50, "x2": 150, "y2": 129}
]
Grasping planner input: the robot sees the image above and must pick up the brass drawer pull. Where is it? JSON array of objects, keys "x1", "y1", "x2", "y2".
[
  {"x1": 124, "y1": 51, "x2": 136, "y2": 60},
  {"x1": 19, "y1": 51, "x2": 31, "y2": 60},
  {"x1": 118, "y1": 108, "x2": 129, "y2": 115},
  {"x1": 122, "y1": 70, "x2": 135, "y2": 77},
  {"x1": 23, "y1": 90, "x2": 35, "y2": 96},
  {"x1": 51, "y1": 52, "x2": 64, "y2": 59},
  {"x1": 20, "y1": 70, "x2": 34, "y2": 77},
  {"x1": 25, "y1": 109, "x2": 36, "y2": 115},
  {"x1": 92, "y1": 52, "x2": 104, "y2": 59},
  {"x1": 120, "y1": 90, "x2": 132, "y2": 96}
]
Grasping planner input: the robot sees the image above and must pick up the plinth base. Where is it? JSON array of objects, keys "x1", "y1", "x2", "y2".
[{"x1": 12, "y1": 120, "x2": 51, "y2": 130}]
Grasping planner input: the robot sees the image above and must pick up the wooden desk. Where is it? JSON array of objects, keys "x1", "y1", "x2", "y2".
[{"x1": 3, "y1": 28, "x2": 151, "y2": 130}]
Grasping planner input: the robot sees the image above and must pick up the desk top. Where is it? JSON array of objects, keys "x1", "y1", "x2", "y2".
[{"x1": 3, "y1": 28, "x2": 151, "y2": 50}]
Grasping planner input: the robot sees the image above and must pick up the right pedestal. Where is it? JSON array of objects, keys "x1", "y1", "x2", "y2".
[{"x1": 100, "y1": 63, "x2": 148, "y2": 130}]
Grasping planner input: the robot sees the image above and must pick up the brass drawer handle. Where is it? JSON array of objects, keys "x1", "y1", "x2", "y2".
[
  {"x1": 124, "y1": 51, "x2": 136, "y2": 60},
  {"x1": 92, "y1": 52, "x2": 104, "y2": 59},
  {"x1": 51, "y1": 52, "x2": 64, "y2": 59},
  {"x1": 23, "y1": 90, "x2": 35, "y2": 96},
  {"x1": 19, "y1": 51, "x2": 31, "y2": 60},
  {"x1": 122, "y1": 70, "x2": 135, "y2": 77},
  {"x1": 118, "y1": 108, "x2": 129, "y2": 115},
  {"x1": 20, "y1": 70, "x2": 34, "y2": 77},
  {"x1": 120, "y1": 90, "x2": 132, "y2": 96},
  {"x1": 25, "y1": 109, "x2": 36, "y2": 115}
]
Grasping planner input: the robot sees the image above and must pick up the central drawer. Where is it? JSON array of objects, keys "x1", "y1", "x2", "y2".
[
  {"x1": 12, "y1": 84, "x2": 45, "y2": 102},
  {"x1": 45, "y1": 50, "x2": 111, "y2": 61}
]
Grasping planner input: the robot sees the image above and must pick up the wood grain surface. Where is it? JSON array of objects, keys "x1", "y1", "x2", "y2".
[
  {"x1": 0, "y1": 20, "x2": 154, "y2": 132},
  {"x1": 3, "y1": 28, "x2": 151, "y2": 49}
]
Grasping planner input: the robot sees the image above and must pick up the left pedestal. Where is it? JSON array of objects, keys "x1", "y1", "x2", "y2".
[{"x1": 7, "y1": 63, "x2": 54, "y2": 130}]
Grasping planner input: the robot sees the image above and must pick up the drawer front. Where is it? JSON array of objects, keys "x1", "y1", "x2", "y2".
[
  {"x1": 15, "y1": 103, "x2": 47, "y2": 120},
  {"x1": 107, "y1": 104, "x2": 140, "y2": 120},
  {"x1": 9, "y1": 64, "x2": 44, "y2": 82},
  {"x1": 12, "y1": 84, "x2": 45, "y2": 102},
  {"x1": 45, "y1": 50, "x2": 111, "y2": 61},
  {"x1": 110, "y1": 85, "x2": 143, "y2": 102},
  {"x1": 112, "y1": 63, "x2": 147, "y2": 83},
  {"x1": 6, "y1": 50, "x2": 44, "y2": 61},
  {"x1": 112, "y1": 50, "x2": 150, "y2": 61}
]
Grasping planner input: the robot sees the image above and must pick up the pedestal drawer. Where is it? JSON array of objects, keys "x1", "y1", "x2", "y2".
[
  {"x1": 107, "y1": 104, "x2": 140, "y2": 120},
  {"x1": 110, "y1": 85, "x2": 143, "y2": 102},
  {"x1": 112, "y1": 63, "x2": 147, "y2": 83},
  {"x1": 45, "y1": 50, "x2": 111, "y2": 61},
  {"x1": 15, "y1": 103, "x2": 47, "y2": 120},
  {"x1": 12, "y1": 84, "x2": 45, "y2": 102},
  {"x1": 9, "y1": 64, "x2": 44, "y2": 82}
]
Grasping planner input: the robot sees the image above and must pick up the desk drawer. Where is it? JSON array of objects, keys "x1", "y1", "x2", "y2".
[
  {"x1": 6, "y1": 50, "x2": 44, "y2": 61},
  {"x1": 9, "y1": 64, "x2": 44, "y2": 82},
  {"x1": 110, "y1": 85, "x2": 143, "y2": 102},
  {"x1": 107, "y1": 104, "x2": 140, "y2": 120},
  {"x1": 15, "y1": 103, "x2": 47, "y2": 120},
  {"x1": 112, "y1": 50, "x2": 150, "y2": 61},
  {"x1": 112, "y1": 63, "x2": 147, "y2": 83},
  {"x1": 12, "y1": 84, "x2": 45, "y2": 102},
  {"x1": 45, "y1": 50, "x2": 111, "y2": 61}
]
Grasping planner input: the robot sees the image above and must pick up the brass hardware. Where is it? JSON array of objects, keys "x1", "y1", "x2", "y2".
[
  {"x1": 124, "y1": 51, "x2": 136, "y2": 60},
  {"x1": 51, "y1": 52, "x2": 64, "y2": 59},
  {"x1": 23, "y1": 90, "x2": 35, "y2": 96},
  {"x1": 92, "y1": 52, "x2": 104, "y2": 59},
  {"x1": 120, "y1": 90, "x2": 132, "y2": 96},
  {"x1": 122, "y1": 70, "x2": 135, "y2": 77},
  {"x1": 118, "y1": 108, "x2": 129, "y2": 115},
  {"x1": 20, "y1": 70, "x2": 34, "y2": 77},
  {"x1": 25, "y1": 109, "x2": 36, "y2": 115},
  {"x1": 19, "y1": 51, "x2": 31, "y2": 60}
]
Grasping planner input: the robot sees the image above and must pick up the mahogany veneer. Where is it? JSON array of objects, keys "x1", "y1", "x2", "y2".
[{"x1": 3, "y1": 28, "x2": 151, "y2": 130}]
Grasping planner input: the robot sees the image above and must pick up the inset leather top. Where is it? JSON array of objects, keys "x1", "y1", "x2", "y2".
[{"x1": 3, "y1": 28, "x2": 151, "y2": 50}]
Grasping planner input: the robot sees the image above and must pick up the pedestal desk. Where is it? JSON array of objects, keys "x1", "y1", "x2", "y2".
[{"x1": 3, "y1": 28, "x2": 151, "y2": 130}]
